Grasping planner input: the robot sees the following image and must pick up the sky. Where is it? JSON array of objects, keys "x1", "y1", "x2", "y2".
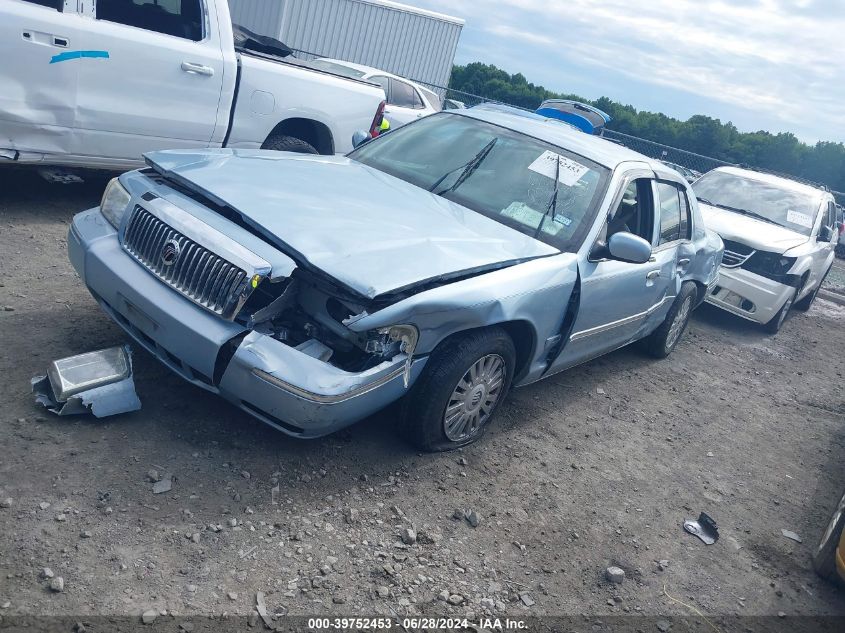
[{"x1": 408, "y1": 0, "x2": 845, "y2": 144}]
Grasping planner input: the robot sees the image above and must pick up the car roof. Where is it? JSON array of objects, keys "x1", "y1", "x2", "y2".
[
  {"x1": 316, "y1": 58, "x2": 415, "y2": 84},
  {"x1": 710, "y1": 166, "x2": 829, "y2": 199},
  {"x1": 456, "y1": 104, "x2": 664, "y2": 171}
]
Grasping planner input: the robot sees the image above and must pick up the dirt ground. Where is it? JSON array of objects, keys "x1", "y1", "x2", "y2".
[{"x1": 1, "y1": 169, "x2": 845, "y2": 629}]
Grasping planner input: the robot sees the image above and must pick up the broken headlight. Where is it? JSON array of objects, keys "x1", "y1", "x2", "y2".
[
  {"x1": 366, "y1": 325, "x2": 419, "y2": 388},
  {"x1": 100, "y1": 177, "x2": 132, "y2": 228},
  {"x1": 742, "y1": 251, "x2": 796, "y2": 278}
]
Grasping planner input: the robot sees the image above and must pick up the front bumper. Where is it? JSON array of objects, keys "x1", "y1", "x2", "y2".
[
  {"x1": 705, "y1": 265, "x2": 795, "y2": 325},
  {"x1": 68, "y1": 207, "x2": 426, "y2": 438}
]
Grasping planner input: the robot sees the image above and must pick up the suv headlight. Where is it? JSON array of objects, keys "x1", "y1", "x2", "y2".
[{"x1": 100, "y1": 177, "x2": 131, "y2": 228}]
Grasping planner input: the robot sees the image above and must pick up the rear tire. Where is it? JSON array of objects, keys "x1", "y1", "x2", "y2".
[
  {"x1": 794, "y1": 267, "x2": 831, "y2": 312},
  {"x1": 765, "y1": 287, "x2": 797, "y2": 334},
  {"x1": 261, "y1": 134, "x2": 318, "y2": 154},
  {"x1": 399, "y1": 327, "x2": 515, "y2": 452},
  {"x1": 813, "y1": 488, "x2": 845, "y2": 584},
  {"x1": 643, "y1": 282, "x2": 697, "y2": 358}
]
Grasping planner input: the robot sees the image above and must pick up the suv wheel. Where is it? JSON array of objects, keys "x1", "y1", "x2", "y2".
[
  {"x1": 794, "y1": 266, "x2": 831, "y2": 312},
  {"x1": 643, "y1": 282, "x2": 697, "y2": 358},
  {"x1": 765, "y1": 288, "x2": 797, "y2": 334},
  {"x1": 399, "y1": 327, "x2": 515, "y2": 452}
]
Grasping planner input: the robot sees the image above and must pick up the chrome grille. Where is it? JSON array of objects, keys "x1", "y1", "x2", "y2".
[
  {"x1": 122, "y1": 205, "x2": 248, "y2": 318},
  {"x1": 721, "y1": 249, "x2": 755, "y2": 268}
]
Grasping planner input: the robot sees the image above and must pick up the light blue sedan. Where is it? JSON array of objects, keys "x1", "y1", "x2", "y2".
[{"x1": 67, "y1": 104, "x2": 722, "y2": 450}]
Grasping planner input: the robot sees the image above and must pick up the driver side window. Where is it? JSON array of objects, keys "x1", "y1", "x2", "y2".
[{"x1": 607, "y1": 178, "x2": 655, "y2": 244}]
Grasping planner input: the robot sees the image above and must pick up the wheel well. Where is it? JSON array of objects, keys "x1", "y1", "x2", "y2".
[
  {"x1": 496, "y1": 320, "x2": 536, "y2": 382},
  {"x1": 692, "y1": 281, "x2": 707, "y2": 306},
  {"x1": 263, "y1": 118, "x2": 334, "y2": 155}
]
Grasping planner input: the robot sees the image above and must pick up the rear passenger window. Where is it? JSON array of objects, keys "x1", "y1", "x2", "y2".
[
  {"x1": 19, "y1": 0, "x2": 62, "y2": 9},
  {"x1": 97, "y1": 0, "x2": 203, "y2": 41},
  {"x1": 657, "y1": 182, "x2": 687, "y2": 245},
  {"x1": 390, "y1": 80, "x2": 418, "y2": 108}
]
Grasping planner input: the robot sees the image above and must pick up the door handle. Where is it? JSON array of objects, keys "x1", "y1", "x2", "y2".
[
  {"x1": 677, "y1": 258, "x2": 691, "y2": 266},
  {"x1": 646, "y1": 270, "x2": 661, "y2": 280},
  {"x1": 181, "y1": 62, "x2": 214, "y2": 76}
]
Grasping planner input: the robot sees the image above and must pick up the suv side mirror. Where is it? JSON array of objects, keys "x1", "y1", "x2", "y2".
[
  {"x1": 607, "y1": 232, "x2": 653, "y2": 264},
  {"x1": 818, "y1": 225, "x2": 833, "y2": 242},
  {"x1": 352, "y1": 130, "x2": 372, "y2": 149}
]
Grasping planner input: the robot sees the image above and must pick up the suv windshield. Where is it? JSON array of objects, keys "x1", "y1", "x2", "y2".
[
  {"x1": 349, "y1": 113, "x2": 610, "y2": 251},
  {"x1": 693, "y1": 170, "x2": 821, "y2": 236}
]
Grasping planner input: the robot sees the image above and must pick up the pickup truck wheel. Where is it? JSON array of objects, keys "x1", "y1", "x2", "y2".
[
  {"x1": 399, "y1": 327, "x2": 515, "y2": 452},
  {"x1": 812, "y1": 487, "x2": 845, "y2": 584},
  {"x1": 794, "y1": 266, "x2": 830, "y2": 312},
  {"x1": 765, "y1": 287, "x2": 798, "y2": 334},
  {"x1": 643, "y1": 282, "x2": 697, "y2": 359},
  {"x1": 261, "y1": 134, "x2": 318, "y2": 154}
]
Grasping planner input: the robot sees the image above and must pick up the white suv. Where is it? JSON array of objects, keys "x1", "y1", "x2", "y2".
[{"x1": 694, "y1": 167, "x2": 838, "y2": 333}]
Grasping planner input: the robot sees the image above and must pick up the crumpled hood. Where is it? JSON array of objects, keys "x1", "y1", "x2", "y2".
[
  {"x1": 699, "y1": 203, "x2": 808, "y2": 252},
  {"x1": 145, "y1": 149, "x2": 557, "y2": 299}
]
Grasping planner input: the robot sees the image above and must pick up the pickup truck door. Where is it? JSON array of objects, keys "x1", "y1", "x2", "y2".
[
  {"x1": 72, "y1": 0, "x2": 228, "y2": 160},
  {"x1": 547, "y1": 174, "x2": 678, "y2": 373},
  {"x1": 0, "y1": 0, "x2": 85, "y2": 158}
]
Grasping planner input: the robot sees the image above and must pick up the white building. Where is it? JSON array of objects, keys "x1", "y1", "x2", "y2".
[{"x1": 228, "y1": 0, "x2": 464, "y2": 88}]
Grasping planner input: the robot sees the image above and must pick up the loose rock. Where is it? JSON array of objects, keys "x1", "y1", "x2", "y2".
[
  {"x1": 401, "y1": 527, "x2": 417, "y2": 545},
  {"x1": 0, "y1": 498, "x2": 12, "y2": 508},
  {"x1": 41, "y1": 568, "x2": 54, "y2": 579},
  {"x1": 447, "y1": 594, "x2": 464, "y2": 605},
  {"x1": 141, "y1": 610, "x2": 158, "y2": 625},
  {"x1": 49, "y1": 577, "x2": 65, "y2": 592},
  {"x1": 375, "y1": 585, "x2": 389, "y2": 598},
  {"x1": 465, "y1": 510, "x2": 480, "y2": 528},
  {"x1": 606, "y1": 566, "x2": 625, "y2": 584}
]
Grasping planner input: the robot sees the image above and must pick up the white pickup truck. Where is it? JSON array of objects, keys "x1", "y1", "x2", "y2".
[{"x1": 0, "y1": 0, "x2": 386, "y2": 170}]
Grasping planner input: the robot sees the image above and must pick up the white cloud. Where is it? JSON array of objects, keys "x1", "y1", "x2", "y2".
[{"x1": 412, "y1": 0, "x2": 845, "y2": 141}]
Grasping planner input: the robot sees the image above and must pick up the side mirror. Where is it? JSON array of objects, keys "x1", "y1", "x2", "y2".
[
  {"x1": 818, "y1": 225, "x2": 833, "y2": 242},
  {"x1": 351, "y1": 130, "x2": 372, "y2": 149},
  {"x1": 607, "y1": 232, "x2": 653, "y2": 264}
]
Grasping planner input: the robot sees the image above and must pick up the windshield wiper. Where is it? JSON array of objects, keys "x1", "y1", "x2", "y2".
[
  {"x1": 429, "y1": 138, "x2": 498, "y2": 195},
  {"x1": 697, "y1": 198, "x2": 785, "y2": 228},
  {"x1": 534, "y1": 153, "x2": 561, "y2": 238}
]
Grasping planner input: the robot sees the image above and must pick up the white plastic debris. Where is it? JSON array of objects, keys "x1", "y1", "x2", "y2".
[{"x1": 31, "y1": 345, "x2": 141, "y2": 417}]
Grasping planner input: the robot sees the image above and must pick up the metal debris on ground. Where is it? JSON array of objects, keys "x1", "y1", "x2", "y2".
[
  {"x1": 152, "y1": 475, "x2": 172, "y2": 495},
  {"x1": 255, "y1": 591, "x2": 273, "y2": 629},
  {"x1": 683, "y1": 512, "x2": 719, "y2": 545},
  {"x1": 781, "y1": 529, "x2": 803, "y2": 543},
  {"x1": 31, "y1": 346, "x2": 141, "y2": 417},
  {"x1": 37, "y1": 167, "x2": 84, "y2": 184}
]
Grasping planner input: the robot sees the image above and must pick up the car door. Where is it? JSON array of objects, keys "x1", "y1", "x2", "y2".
[
  {"x1": 0, "y1": 0, "x2": 85, "y2": 158},
  {"x1": 548, "y1": 173, "x2": 678, "y2": 372},
  {"x1": 809, "y1": 200, "x2": 838, "y2": 286},
  {"x1": 384, "y1": 78, "x2": 425, "y2": 127},
  {"x1": 72, "y1": 0, "x2": 227, "y2": 161}
]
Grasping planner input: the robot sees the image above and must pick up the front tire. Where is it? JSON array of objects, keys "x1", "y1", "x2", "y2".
[
  {"x1": 794, "y1": 266, "x2": 831, "y2": 312},
  {"x1": 765, "y1": 287, "x2": 798, "y2": 334},
  {"x1": 643, "y1": 282, "x2": 697, "y2": 358},
  {"x1": 399, "y1": 327, "x2": 515, "y2": 452},
  {"x1": 261, "y1": 133, "x2": 318, "y2": 154},
  {"x1": 813, "y1": 488, "x2": 845, "y2": 584}
]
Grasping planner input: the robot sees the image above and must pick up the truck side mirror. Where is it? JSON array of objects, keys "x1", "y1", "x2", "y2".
[{"x1": 818, "y1": 225, "x2": 833, "y2": 242}]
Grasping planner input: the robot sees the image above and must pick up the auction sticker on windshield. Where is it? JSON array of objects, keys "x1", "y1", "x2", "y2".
[
  {"x1": 528, "y1": 150, "x2": 589, "y2": 186},
  {"x1": 786, "y1": 209, "x2": 814, "y2": 229}
]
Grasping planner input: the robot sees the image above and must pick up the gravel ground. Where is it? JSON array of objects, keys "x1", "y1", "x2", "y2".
[{"x1": 1, "y1": 169, "x2": 845, "y2": 627}]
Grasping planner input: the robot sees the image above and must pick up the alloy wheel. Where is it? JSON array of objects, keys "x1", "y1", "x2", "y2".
[{"x1": 443, "y1": 354, "x2": 505, "y2": 442}]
